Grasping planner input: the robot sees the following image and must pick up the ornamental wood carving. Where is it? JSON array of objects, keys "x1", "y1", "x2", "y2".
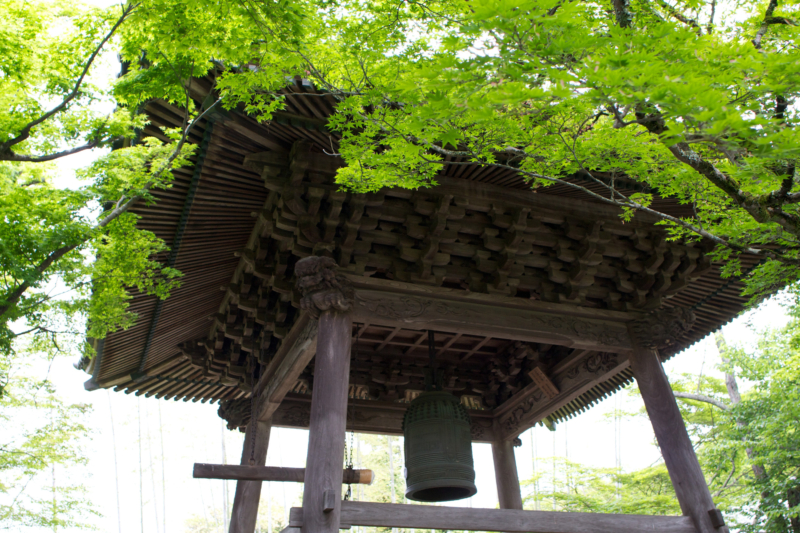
[
  {"x1": 271, "y1": 396, "x2": 497, "y2": 443},
  {"x1": 295, "y1": 256, "x2": 355, "y2": 319},
  {"x1": 496, "y1": 350, "x2": 625, "y2": 438},
  {"x1": 629, "y1": 307, "x2": 696, "y2": 351},
  {"x1": 192, "y1": 140, "x2": 716, "y2": 429}
]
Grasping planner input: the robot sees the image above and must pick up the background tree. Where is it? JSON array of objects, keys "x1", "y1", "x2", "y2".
[
  {"x1": 0, "y1": 348, "x2": 97, "y2": 530},
  {"x1": 520, "y1": 328, "x2": 799, "y2": 532}
]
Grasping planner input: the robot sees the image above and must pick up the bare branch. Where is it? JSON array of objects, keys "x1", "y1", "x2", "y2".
[
  {"x1": 752, "y1": 0, "x2": 780, "y2": 49},
  {"x1": 673, "y1": 391, "x2": 730, "y2": 410},
  {"x1": 1, "y1": 137, "x2": 122, "y2": 163},
  {"x1": 655, "y1": 0, "x2": 701, "y2": 31}
]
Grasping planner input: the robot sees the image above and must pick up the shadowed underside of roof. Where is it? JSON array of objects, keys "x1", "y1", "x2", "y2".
[{"x1": 87, "y1": 76, "x2": 758, "y2": 431}]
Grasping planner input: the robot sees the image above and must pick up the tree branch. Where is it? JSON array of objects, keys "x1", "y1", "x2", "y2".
[
  {"x1": 0, "y1": 138, "x2": 122, "y2": 163},
  {"x1": 612, "y1": 0, "x2": 633, "y2": 28},
  {"x1": 752, "y1": 0, "x2": 780, "y2": 49},
  {"x1": 0, "y1": 98, "x2": 220, "y2": 320},
  {"x1": 655, "y1": 0, "x2": 700, "y2": 31},
  {"x1": 673, "y1": 391, "x2": 730, "y2": 410},
  {"x1": 0, "y1": 3, "x2": 138, "y2": 156}
]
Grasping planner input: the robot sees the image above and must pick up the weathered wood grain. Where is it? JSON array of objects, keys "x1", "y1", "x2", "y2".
[
  {"x1": 344, "y1": 275, "x2": 639, "y2": 322},
  {"x1": 628, "y1": 333, "x2": 726, "y2": 533},
  {"x1": 492, "y1": 440, "x2": 523, "y2": 511},
  {"x1": 301, "y1": 310, "x2": 352, "y2": 533},
  {"x1": 193, "y1": 464, "x2": 373, "y2": 484},
  {"x1": 289, "y1": 501, "x2": 697, "y2": 533},
  {"x1": 254, "y1": 313, "x2": 318, "y2": 421},
  {"x1": 229, "y1": 418, "x2": 271, "y2": 533},
  {"x1": 352, "y1": 289, "x2": 633, "y2": 352},
  {"x1": 495, "y1": 351, "x2": 629, "y2": 440}
]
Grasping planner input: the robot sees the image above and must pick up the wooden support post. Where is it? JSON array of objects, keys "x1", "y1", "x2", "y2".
[
  {"x1": 492, "y1": 439, "x2": 523, "y2": 510},
  {"x1": 295, "y1": 257, "x2": 355, "y2": 533},
  {"x1": 629, "y1": 309, "x2": 727, "y2": 533},
  {"x1": 229, "y1": 418, "x2": 272, "y2": 533}
]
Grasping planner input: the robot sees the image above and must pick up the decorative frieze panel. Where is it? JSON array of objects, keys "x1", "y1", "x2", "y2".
[{"x1": 495, "y1": 350, "x2": 627, "y2": 439}]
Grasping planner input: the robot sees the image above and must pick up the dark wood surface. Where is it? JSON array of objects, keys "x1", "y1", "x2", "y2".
[
  {"x1": 492, "y1": 440, "x2": 523, "y2": 511},
  {"x1": 270, "y1": 394, "x2": 498, "y2": 443},
  {"x1": 289, "y1": 501, "x2": 697, "y2": 533},
  {"x1": 194, "y1": 464, "x2": 373, "y2": 484},
  {"x1": 229, "y1": 418, "x2": 271, "y2": 533},
  {"x1": 351, "y1": 289, "x2": 633, "y2": 352},
  {"x1": 628, "y1": 331, "x2": 726, "y2": 533},
  {"x1": 301, "y1": 311, "x2": 353, "y2": 533},
  {"x1": 254, "y1": 313, "x2": 318, "y2": 421}
]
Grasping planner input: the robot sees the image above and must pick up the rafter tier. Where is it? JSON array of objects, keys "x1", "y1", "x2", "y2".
[{"x1": 86, "y1": 76, "x2": 759, "y2": 438}]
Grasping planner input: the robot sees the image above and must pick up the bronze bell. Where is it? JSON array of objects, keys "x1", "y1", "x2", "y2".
[{"x1": 402, "y1": 332, "x2": 477, "y2": 502}]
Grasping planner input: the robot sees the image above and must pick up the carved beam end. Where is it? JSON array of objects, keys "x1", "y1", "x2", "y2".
[
  {"x1": 295, "y1": 256, "x2": 354, "y2": 319},
  {"x1": 629, "y1": 307, "x2": 696, "y2": 351}
]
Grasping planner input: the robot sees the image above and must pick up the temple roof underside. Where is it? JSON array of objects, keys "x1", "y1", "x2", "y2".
[{"x1": 84, "y1": 76, "x2": 759, "y2": 441}]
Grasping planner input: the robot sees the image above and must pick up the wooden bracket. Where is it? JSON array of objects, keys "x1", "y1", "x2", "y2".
[
  {"x1": 322, "y1": 490, "x2": 336, "y2": 513},
  {"x1": 708, "y1": 509, "x2": 726, "y2": 529}
]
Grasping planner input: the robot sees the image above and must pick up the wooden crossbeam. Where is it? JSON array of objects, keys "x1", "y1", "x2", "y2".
[
  {"x1": 350, "y1": 286, "x2": 634, "y2": 353},
  {"x1": 193, "y1": 464, "x2": 373, "y2": 484},
  {"x1": 289, "y1": 501, "x2": 697, "y2": 533},
  {"x1": 254, "y1": 312, "x2": 318, "y2": 421}
]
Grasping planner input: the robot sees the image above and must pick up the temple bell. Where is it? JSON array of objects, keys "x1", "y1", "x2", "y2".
[{"x1": 402, "y1": 332, "x2": 477, "y2": 502}]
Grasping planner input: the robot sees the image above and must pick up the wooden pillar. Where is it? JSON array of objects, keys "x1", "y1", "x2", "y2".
[
  {"x1": 296, "y1": 257, "x2": 354, "y2": 533},
  {"x1": 629, "y1": 308, "x2": 728, "y2": 533},
  {"x1": 492, "y1": 439, "x2": 523, "y2": 510},
  {"x1": 229, "y1": 418, "x2": 272, "y2": 533}
]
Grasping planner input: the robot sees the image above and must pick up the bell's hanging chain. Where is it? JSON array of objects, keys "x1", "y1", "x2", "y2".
[
  {"x1": 343, "y1": 325, "x2": 362, "y2": 500},
  {"x1": 248, "y1": 365, "x2": 258, "y2": 466},
  {"x1": 427, "y1": 330, "x2": 439, "y2": 392},
  {"x1": 344, "y1": 430, "x2": 355, "y2": 500}
]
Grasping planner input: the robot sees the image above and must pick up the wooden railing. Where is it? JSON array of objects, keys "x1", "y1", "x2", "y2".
[{"x1": 286, "y1": 501, "x2": 696, "y2": 533}]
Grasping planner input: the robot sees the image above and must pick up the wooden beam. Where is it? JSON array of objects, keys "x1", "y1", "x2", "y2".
[
  {"x1": 289, "y1": 501, "x2": 697, "y2": 533},
  {"x1": 492, "y1": 440, "x2": 523, "y2": 512},
  {"x1": 351, "y1": 288, "x2": 633, "y2": 353},
  {"x1": 254, "y1": 312, "x2": 318, "y2": 421},
  {"x1": 194, "y1": 464, "x2": 373, "y2": 484},
  {"x1": 495, "y1": 351, "x2": 629, "y2": 440},
  {"x1": 345, "y1": 275, "x2": 639, "y2": 323},
  {"x1": 271, "y1": 394, "x2": 498, "y2": 443},
  {"x1": 229, "y1": 418, "x2": 271, "y2": 533},
  {"x1": 628, "y1": 309, "x2": 727, "y2": 533}
]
